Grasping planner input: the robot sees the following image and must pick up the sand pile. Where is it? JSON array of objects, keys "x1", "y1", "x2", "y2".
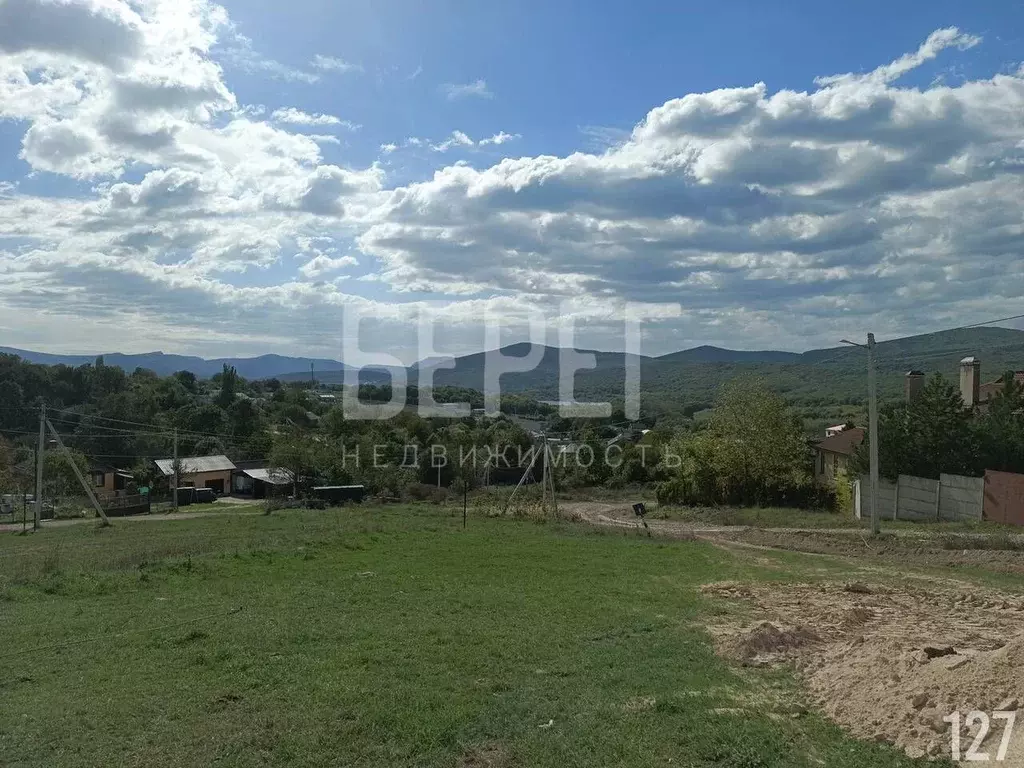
[{"x1": 703, "y1": 581, "x2": 1024, "y2": 762}]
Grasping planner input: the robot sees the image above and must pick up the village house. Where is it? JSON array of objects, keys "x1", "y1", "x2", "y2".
[
  {"x1": 88, "y1": 464, "x2": 134, "y2": 495},
  {"x1": 812, "y1": 426, "x2": 865, "y2": 486},
  {"x1": 154, "y1": 455, "x2": 236, "y2": 495}
]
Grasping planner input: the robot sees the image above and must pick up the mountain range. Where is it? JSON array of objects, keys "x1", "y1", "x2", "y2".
[
  {"x1": 5, "y1": 327, "x2": 1024, "y2": 423},
  {"x1": 0, "y1": 347, "x2": 359, "y2": 381}
]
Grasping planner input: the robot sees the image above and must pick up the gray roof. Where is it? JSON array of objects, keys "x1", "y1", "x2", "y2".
[
  {"x1": 242, "y1": 468, "x2": 293, "y2": 485},
  {"x1": 154, "y1": 455, "x2": 236, "y2": 476}
]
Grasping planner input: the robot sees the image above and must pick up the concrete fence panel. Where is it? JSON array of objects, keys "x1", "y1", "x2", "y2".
[
  {"x1": 855, "y1": 476, "x2": 897, "y2": 519},
  {"x1": 938, "y1": 473, "x2": 984, "y2": 522},
  {"x1": 897, "y1": 475, "x2": 940, "y2": 521}
]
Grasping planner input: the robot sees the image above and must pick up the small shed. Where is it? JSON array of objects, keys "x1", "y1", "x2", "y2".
[{"x1": 232, "y1": 466, "x2": 294, "y2": 499}]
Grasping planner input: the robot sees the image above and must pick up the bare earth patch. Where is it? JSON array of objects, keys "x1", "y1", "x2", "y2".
[
  {"x1": 458, "y1": 743, "x2": 513, "y2": 768},
  {"x1": 703, "y1": 580, "x2": 1024, "y2": 763}
]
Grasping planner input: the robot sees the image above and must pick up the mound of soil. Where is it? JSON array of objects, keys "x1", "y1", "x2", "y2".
[{"x1": 703, "y1": 581, "x2": 1024, "y2": 763}]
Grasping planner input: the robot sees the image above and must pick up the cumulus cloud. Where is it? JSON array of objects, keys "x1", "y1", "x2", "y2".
[
  {"x1": 441, "y1": 79, "x2": 493, "y2": 100},
  {"x1": 2, "y1": 15, "x2": 1024, "y2": 359},
  {"x1": 0, "y1": 0, "x2": 144, "y2": 70},
  {"x1": 358, "y1": 27, "x2": 1024, "y2": 344},
  {"x1": 299, "y1": 253, "x2": 358, "y2": 278}
]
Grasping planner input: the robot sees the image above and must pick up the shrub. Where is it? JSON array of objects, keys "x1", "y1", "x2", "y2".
[{"x1": 405, "y1": 483, "x2": 451, "y2": 504}]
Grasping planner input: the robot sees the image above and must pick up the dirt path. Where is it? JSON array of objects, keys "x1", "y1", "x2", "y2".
[{"x1": 566, "y1": 501, "x2": 1024, "y2": 575}]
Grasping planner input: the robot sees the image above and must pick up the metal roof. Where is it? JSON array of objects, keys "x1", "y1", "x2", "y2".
[
  {"x1": 154, "y1": 455, "x2": 236, "y2": 476},
  {"x1": 242, "y1": 468, "x2": 293, "y2": 485}
]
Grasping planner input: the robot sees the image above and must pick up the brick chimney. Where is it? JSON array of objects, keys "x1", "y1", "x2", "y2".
[
  {"x1": 905, "y1": 370, "x2": 924, "y2": 403},
  {"x1": 959, "y1": 357, "x2": 981, "y2": 408}
]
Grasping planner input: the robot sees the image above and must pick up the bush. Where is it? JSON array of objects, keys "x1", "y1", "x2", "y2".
[
  {"x1": 834, "y1": 471, "x2": 854, "y2": 516},
  {"x1": 656, "y1": 479, "x2": 689, "y2": 506},
  {"x1": 405, "y1": 483, "x2": 451, "y2": 504}
]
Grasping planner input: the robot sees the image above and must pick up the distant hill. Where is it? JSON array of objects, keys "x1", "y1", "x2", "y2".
[
  {"x1": 0, "y1": 347, "x2": 358, "y2": 380},
  {"x1": 655, "y1": 345, "x2": 800, "y2": 364},
  {"x1": 6, "y1": 327, "x2": 1024, "y2": 423}
]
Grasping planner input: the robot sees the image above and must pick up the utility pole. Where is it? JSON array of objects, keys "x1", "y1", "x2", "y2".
[
  {"x1": 34, "y1": 403, "x2": 45, "y2": 530},
  {"x1": 841, "y1": 334, "x2": 882, "y2": 535},
  {"x1": 172, "y1": 428, "x2": 179, "y2": 513},
  {"x1": 45, "y1": 418, "x2": 109, "y2": 526},
  {"x1": 867, "y1": 333, "x2": 880, "y2": 535}
]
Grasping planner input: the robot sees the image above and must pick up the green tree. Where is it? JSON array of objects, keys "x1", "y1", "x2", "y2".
[
  {"x1": 215, "y1": 364, "x2": 239, "y2": 410},
  {"x1": 659, "y1": 377, "x2": 810, "y2": 506},
  {"x1": 854, "y1": 373, "x2": 979, "y2": 480},
  {"x1": 977, "y1": 372, "x2": 1024, "y2": 473}
]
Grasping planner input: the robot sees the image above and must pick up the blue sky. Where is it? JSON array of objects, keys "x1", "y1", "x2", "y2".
[{"x1": 1, "y1": 0, "x2": 1023, "y2": 363}]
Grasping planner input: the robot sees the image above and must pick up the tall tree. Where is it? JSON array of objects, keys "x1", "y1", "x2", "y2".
[{"x1": 215, "y1": 364, "x2": 239, "y2": 410}]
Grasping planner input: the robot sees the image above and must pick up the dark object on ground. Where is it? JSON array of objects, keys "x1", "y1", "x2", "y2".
[
  {"x1": 922, "y1": 646, "x2": 956, "y2": 659},
  {"x1": 175, "y1": 487, "x2": 217, "y2": 506},
  {"x1": 633, "y1": 502, "x2": 646, "y2": 518},
  {"x1": 311, "y1": 486, "x2": 366, "y2": 504}
]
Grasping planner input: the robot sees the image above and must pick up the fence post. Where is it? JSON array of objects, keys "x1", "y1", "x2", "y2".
[
  {"x1": 934, "y1": 478, "x2": 941, "y2": 522},
  {"x1": 893, "y1": 476, "x2": 900, "y2": 521}
]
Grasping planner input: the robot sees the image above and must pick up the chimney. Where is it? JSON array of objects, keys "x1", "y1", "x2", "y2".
[
  {"x1": 959, "y1": 356, "x2": 981, "y2": 408},
  {"x1": 905, "y1": 370, "x2": 925, "y2": 403}
]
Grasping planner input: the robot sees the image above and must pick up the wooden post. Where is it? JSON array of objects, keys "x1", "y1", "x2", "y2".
[{"x1": 893, "y1": 476, "x2": 900, "y2": 521}]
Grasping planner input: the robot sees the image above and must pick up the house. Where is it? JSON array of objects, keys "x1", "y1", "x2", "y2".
[
  {"x1": 154, "y1": 455, "x2": 236, "y2": 495},
  {"x1": 231, "y1": 460, "x2": 294, "y2": 499},
  {"x1": 88, "y1": 465, "x2": 134, "y2": 495},
  {"x1": 904, "y1": 358, "x2": 1023, "y2": 411},
  {"x1": 813, "y1": 427, "x2": 865, "y2": 485}
]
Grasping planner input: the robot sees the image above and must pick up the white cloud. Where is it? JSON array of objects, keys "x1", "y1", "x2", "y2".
[
  {"x1": 0, "y1": 0, "x2": 144, "y2": 70},
  {"x1": 299, "y1": 253, "x2": 358, "y2": 278},
  {"x1": 431, "y1": 130, "x2": 474, "y2": 152},
  {"x1": 270, "y1": 107, "x2": 358, "y2": 130},
  {"x1": 310, "y1": 54, "x2": 362, "y2": 74},
  {"x1": 3, "y1": 17, "x2": 1024, "y2": 360},
  {"x1": 382, "y1": 130, "x2": 518, "y2": 154},
  {"x1": 217, "y1": 31, "x2": 319, "y2": 83},
  {"x1": 479, "y1": 131, "x2": 520, "y2": 146},
  {"x1": 441, "y1": 79, "x2": 493, "y2": 100},
  {"x1": 356, "y1": 27, "x2": 1024, "y2": 346}
]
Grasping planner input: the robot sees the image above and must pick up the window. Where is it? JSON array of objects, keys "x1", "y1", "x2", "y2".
[{"x1": 92, "y1": 472, "x2": 105, "y2": 488}]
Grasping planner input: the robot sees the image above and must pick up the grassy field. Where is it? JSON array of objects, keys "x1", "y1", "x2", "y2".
[{"x1": 1, "y1": 506, "x2": 935, "y2": 767}]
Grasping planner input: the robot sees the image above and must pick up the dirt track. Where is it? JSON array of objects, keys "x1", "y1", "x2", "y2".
[
  {"x1": 565, "y1": 502, "x2": 1024, "y2": 762},
  {"x1": 567, "y1": 502, "x2": 1024, "y2": 574}
]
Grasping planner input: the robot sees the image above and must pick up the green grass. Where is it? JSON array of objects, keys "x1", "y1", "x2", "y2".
[{"x1": 0, "y1": 506, "x2": 931, "y2": 767}]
